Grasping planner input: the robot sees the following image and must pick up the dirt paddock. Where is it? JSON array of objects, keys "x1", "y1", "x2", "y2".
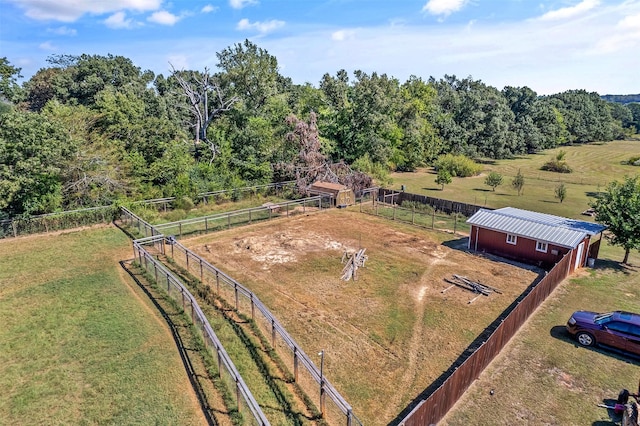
[{"x1": 182, "y1": 209, "x2": 541, "y2": 424}]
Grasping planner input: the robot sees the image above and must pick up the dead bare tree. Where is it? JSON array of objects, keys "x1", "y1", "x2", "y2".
[
  {"x1": 170, "y1": 65, "x2": 238, "y2": 164},
  {"x1": 279, "y1": 112, "x2": 372, "y2": 195}
]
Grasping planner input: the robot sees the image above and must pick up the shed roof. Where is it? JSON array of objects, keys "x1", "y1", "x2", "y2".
[
  {"x1": 309, "y1": 181, "x2": 349, "y2": 192},
  {"x1": 467, "y1": 207, "x2": 606, "y2": 248}
]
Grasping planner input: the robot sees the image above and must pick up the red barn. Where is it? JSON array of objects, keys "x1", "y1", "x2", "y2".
[{"x1": 467, "y1": 207, "x2": 606, "y2": 272}]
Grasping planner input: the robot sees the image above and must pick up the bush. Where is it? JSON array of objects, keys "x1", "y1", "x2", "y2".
[
  {"x1": 401, "y1": 201, "x2": 434, "y2": 213},
  {"x1": 434, "y1": 154, "x2": 482, "y2": 177},
  {"x1": 541, "y1": 150, "x2": 573, "y2": 173},
  {"x1": 352, "y1": 154, "x2": 392, "y2": 187},
  {"x1": 623, "y1": 155, "x2": 640, "y2": 166},
  {"x1": 541, "y1": 160, "x2": 573, "y2": 173},
  {"x1": 173, "y1": 196, "x2": 195, "y2": 211}
]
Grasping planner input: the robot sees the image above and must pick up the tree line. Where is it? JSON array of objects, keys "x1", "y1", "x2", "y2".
[{"x1": 1, "y1": 39, "x2": 638, "y2": 218}]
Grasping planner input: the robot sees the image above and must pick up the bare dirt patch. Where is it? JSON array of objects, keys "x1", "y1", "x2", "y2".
[{"x1": 183, "y1": 209, "x2": 541, "y2": 425}]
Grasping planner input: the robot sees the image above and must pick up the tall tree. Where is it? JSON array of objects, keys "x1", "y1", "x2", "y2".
[
  {"x1": 216, "y1": 39, "x2": 286, "y2": 112},
  {"x1": 591, "y1": 175, "x2": 640, "y2": 264},
  {"x1": 512, "y1": 169, "x2": 525, "y2": 195},
  {"x1": 170, "y1": 66, "x2": 238, "y2": 163},
  {"x1": 0, "y1": 110, "x2": 74, "y2": 215},
  {"x1": 0, "y1": 57, "x2": 22, "y2": 105}
]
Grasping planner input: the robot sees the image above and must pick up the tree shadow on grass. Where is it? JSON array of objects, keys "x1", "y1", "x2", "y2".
[
  {"x1": 593, "y1": 259, "x2": 638, "y2": 275},
  {"x1": 473, "y1": 188, "x2": 491, "y2": 192}
]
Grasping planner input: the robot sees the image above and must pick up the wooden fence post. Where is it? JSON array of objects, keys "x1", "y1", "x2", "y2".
[
  {"x1": 250, "y1": 294, "x2": 255, "y2": 320},
  {"x1": 271, "y1": 319, "x2": 276, "y2": 347},
  {"x1": 292, "y1": 347, "x2": 299, "y2": 383},
  {"x1": 234, "y1": 284, "x2": 239, "y2": 310}
]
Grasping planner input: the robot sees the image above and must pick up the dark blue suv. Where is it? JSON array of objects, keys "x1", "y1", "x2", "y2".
[{"x1": 566, "y1": 311, "x2": 640, "y2": 356}]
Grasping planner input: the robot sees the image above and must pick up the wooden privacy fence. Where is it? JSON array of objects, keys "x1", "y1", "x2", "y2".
[
  {"x1": 166, "y1": 237, "x2": 363, "y2": 426},
  {"x1": 377, "y1": 188, "x2": 488, "y2": 216},
  {"x1": 399, "y1": 251, "x2": 573, "y2": 425},
  {"x1": 133, "y1": 235, "x2": 270, "y2": 426}
]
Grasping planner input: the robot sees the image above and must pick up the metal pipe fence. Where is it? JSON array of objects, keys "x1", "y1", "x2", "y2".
[
  {"x1": 133, "y1": 235, "x2": 270, "y2": 426},
  {"x1": 0, "y1": 205, "x2": 118, "y2": 239},
  {"x1": 132, "y1": 181, "x2": 298, "y2": 211},
  {"x1": 152, "y1": 196, "x2": 328, "y2": 239},
  {"x1": 120, "y1": 207, "x2": 161, "y2": 238},
  {"x1": 167, "y1": 238, "x2": 362, "y2": 426},
  {"x1": 358, "y1": 194, "x2": 471, "y2": 235}
]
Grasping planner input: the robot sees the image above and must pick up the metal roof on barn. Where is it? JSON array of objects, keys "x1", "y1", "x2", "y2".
[{"x1": 467, "y1": 207, "x2": 606, "y2": 248}]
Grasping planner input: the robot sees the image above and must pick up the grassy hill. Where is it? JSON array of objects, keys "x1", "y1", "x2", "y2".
[
  {"x1": 389, "y1": 139, "x2": 640, "y2": 220},
  {"x1": 0, "y1": 226, "x2": 206, "y2": 425}
]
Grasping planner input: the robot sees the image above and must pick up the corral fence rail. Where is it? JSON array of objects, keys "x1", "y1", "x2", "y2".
[
  {"x1": 132, "y1": 181, "x2": 298, "y2": 211},
  {"x1": 0, "y1": 181, "x2": 299, "y2": 240},
  {"x1": 152, "y1": 196, "x2": 330, "y2": 239},
  {"x1": 165, "y1": 237, "x2": 362, "y2": 426},
  {"x1": 359, "y1": 188, "x2": 471, "y2": 235},
  {"x1": 133, "y1": 235, "x2": 270, "y2": 426},
  {"x1": 0, "y1": 205, "x2": 118, "y2": 239},
  {"x1": 399, "y1": 251, "x2": 573, "y2": 426},
  {"x1": 122, "y1": 205, "x2": 362, "y2": 425}
]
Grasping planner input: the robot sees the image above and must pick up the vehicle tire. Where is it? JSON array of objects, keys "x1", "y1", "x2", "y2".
[{"x1": 576, "y1": 331, "x2": 595, "y2": 347}]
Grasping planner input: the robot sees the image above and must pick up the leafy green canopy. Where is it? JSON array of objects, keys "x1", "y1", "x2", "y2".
[
  {"x1": 0, "y1": 45, "x2": 636, "y2": 217},
  {"x1": 592, "y1": 175, "x2": 640, "y2": 264}
]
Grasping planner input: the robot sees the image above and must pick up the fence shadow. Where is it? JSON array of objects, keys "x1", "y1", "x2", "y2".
[{"x1": 119, "y1": 260, "x2": 218, "y2": 426}]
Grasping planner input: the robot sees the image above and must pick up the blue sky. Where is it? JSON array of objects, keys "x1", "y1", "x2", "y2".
[{"x1": 1, "y1": 0, "x2": 639, "y2": 95}]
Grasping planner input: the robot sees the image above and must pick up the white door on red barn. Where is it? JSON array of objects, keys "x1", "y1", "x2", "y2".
[{"x1": 575, "y1": 242, "x2": 584, "y2": 270}]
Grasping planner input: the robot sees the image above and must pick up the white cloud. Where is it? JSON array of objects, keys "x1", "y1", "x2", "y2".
[
  {"x1": 236, "y1": 18, "x2": 285, "y2": 34},
  {"x1": 201, "y1": 5, "x2": 217, "y2": 13},
  {"x1": 148, "y1": 10, "x2": 180, "y2": 25},
  {"x1": 229, "y1": 0, "x2": 258, "y2": 10},
  {"x1": 422, "y1": 0, "x2": 468, "y2": 17},
  {"x1": 39, "y1": 41, "x2": 57, "y2": 51},
  {"x1": 592, "y1": 12, "x2": 640, "y2": 53},
  {"x1": 104, "y1": 11, "x2": 136, "y2": 29},
  {"x1": 538, "y1": 0, "x2": 600, "y2": 21},
  {"x1": 618, "y1": 12, "x2": 640, "y2": 30},
  {"x1": 7, "y1": 0, "x2": 162, "y2": 22},
  {"x1": 47, "y1": 26, "x2": 77, "y2": 36},
  {"x1": 332, "y1": 29, "x2": 356, "y2": 41}
]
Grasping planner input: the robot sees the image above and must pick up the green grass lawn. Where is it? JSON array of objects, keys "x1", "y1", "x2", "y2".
[
  {"x1": 0, "y1": 227, "x2": 206, "y2": 425},
  {"x1": 389, "y1": 139, "x2": 640, "y2": 220}
]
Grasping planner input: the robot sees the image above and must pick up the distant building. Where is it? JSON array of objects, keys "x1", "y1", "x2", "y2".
[{"x1": 467, "y1": 207, "x2": 606, "y2": 272}]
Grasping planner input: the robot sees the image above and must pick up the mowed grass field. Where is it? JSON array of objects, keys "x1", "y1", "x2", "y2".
[
  {"x1": 0, "y1": 226, "x2": 206, "y2": 425},
  {"x1": 389, "y1": 139, "x2": 640, "y2": 220}
]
